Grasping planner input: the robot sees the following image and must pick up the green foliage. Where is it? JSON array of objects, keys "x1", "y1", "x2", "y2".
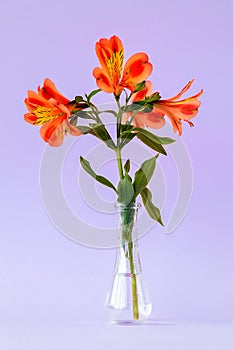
[
  {"x1": 80, "y1": 156, "x2": 117, "y2": 193},
  {"x1": 140, "y1": 187, "x2": 163, "y2": 225},
  {"x1": 75, "y1": 110, "x2": 93, "y2": 119},
  {"x1": 117, "y1": 176, "x2": 134, "y2": 205},
  {"x1": 136, "y1": 133, "x2": 167, "y2": 155},
  {"x1": 86, "y1": 89, "x2": 101, "y2": 103},
  {"x1": 77, "y1": 123, "x2": 116, "y2": 150},
  {"x1": 124, "y1": 159, "x2": 130, "y2": 173},
  {"x1": 134, "y1": 128, "x2": 175, "y2": 145},
  {"x1": 133, "y1": 155, "x2": 158, "y2": 198}
]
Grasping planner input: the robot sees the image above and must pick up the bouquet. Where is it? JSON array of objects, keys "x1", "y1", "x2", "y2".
[{"x1": 24, "y1": 35, "x2": 203, "y2": 322}]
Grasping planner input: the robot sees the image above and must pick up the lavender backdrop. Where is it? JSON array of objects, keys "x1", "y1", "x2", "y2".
[{"x1": 0, "y1": 0, "x2": 233, "y2": 339}]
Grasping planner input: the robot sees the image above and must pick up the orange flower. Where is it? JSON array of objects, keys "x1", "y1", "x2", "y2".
[
  {"x1": 24, "y1": 78, "x2": 82, "y2": 146},
  {"x1": 126, "y1": 80, "x2": 203, "y2": 135},
  {"x1": 93, "y1": 35, "x2": 153, "y2": 96},
  {"x1": 155, "y1": 79, "x2": 203, "y2": 135}
]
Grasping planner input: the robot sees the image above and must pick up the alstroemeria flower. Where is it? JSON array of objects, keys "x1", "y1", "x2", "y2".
[
  {"x1": 93, "y1": 35, "x2": 153, "y2": 96},
  {"x1": 126, "y1": 80, "x2": 203, "y2": 135},
  {"x1": 24, "y1": 78, "x2": 82, "y2": 146}
]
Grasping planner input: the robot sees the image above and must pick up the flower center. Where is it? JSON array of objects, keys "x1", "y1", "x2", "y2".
[
  {"x1": 34, "y1": 106, "x2": 62, "y2": 125},
  {"x1": 106, "y1": 50, "x2": 124, "y2": 82}
]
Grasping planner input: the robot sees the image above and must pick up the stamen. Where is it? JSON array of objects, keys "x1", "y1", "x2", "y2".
[{"x1": 33, "y1": 106, "x2": 61, "y2": 125}]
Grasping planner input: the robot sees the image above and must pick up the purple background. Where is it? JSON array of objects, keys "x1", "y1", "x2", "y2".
[{"x1": 0, "y1": 0, "x2": 233, "y2": 346}]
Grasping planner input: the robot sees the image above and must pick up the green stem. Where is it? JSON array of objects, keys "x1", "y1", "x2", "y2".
[
  {"x1": 121, "y1": 208, "x2": 139, "y2": 320},
  {"x1": 116, "y1": 147, "x2": 124, "y2": 180},
  {"x1": 128, "y1": 239, "x2": 139, "y2": 320}
]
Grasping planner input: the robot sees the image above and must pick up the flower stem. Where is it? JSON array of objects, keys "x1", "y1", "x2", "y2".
[
  {"x1": 116, "y1": 147, "x2": 124, "y2": 180},
  {"x1": 121, "y1": 208, "x2": 139, "y2": 320},
  {"x1": 128, "y1": 239, "x2": 139, "y2": 320}
]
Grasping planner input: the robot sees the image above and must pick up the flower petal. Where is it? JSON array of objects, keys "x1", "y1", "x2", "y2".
[
  {"x1": 63, "y1": 119, "x2": 82, "y2": 136},
  {"x1": 134, "y1": 110, "x2": 165, "y2": 129},
  {"x1": 40, "y1": 115, "x2": 66, "y2": 145},
  {"x1": 93, "y1": 67, "x2": 115, "y2": 93},
  {"x1": 26, "y1": 90, "x2": 53, "y2": 108},
  {"x1": 121, "y1": 53, "x2": 153, "y2": 91},
  {"x1": 40, "y1": 78, "x2": 70, "y2": 105},
  {"x1": 167, "y1": 80, "x2": 195, "y2": 101},
  {"x1": 95, "y1": 35, "x2": 124, "y2": 81}
]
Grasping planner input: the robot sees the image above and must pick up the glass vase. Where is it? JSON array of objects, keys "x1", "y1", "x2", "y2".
[{"x1": 105, "y1": 203, "x2": 152, "y2": 324}]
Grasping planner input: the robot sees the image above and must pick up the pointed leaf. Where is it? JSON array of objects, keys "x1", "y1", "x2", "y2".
[
  {"x1": 74, "y1": 110, "x2": 93, "y2": 119},
  {"x1": 76, "y1": 126, "x2": 91, "y2": 134},
  {"x1": 117, "y1": 177, "x2": 134, "y2": 205},
  {"x1": 136, "y1": 133, "x2": 167, "y2": 155},
  {"x1": 86, "y1": 89, "x2": 101, "y2": 102},
  {"x1": 124, "y1": 159, "x2": 130, "y2": 173},
  {"x1": 80, "y1": 156, "x2": 117, "y2": 193},
  {"x1": 134, "y1": 128, "x2": 175, "y2": 144},
  {"x1": 133, "y1": 155, "x2": 157, "y2": 198},
  {"x1": 91, "y1": 123, "x2": 116, "y2": 150},
  {"x1": 77, "y1": 124, "x2": 116, "y2": 149},
  {"x1": 141, "y1": 187, "x2": 163, "y2": 225}
]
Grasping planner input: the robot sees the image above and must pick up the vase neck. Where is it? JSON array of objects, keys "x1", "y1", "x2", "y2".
[{"x1": 114, "y1": 203, "x2": 142, "y2": 274}]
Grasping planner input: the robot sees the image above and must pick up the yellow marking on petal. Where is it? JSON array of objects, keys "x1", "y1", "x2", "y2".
[
  {"x1": 106, "y1": 49, "x2": 124, "y2": 81},
  {"x1": 33, "y1": 106, "x2": 62, "y2": 125}
]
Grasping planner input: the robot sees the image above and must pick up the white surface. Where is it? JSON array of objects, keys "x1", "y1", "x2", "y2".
[{"x1": 0, "y1": 321, "x2": 232, "y2": 350}]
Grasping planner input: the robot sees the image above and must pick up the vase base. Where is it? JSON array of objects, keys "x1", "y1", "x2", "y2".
[
  {"x1": 105, "y1": 302, "x2": 152, "y2": 325},
  {"x1": 110, "y1": 319, "x2": 148, "y2": 326}
]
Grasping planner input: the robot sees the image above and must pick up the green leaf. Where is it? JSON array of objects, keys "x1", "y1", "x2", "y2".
[
  {"x1": 136, "y1": 133, "x2": 167, "y2": 155},
  {"x1": 80, "y1": 156, "x2": 117, "y2": 193},
  {"x1": 117, "y1": 177, "x2": 134, "y2": 204},
  {"x1": 99, "y1": 109, "x2": 118, "y2": 118},
  {"x1": 133, "y1": 155, "x2": 157, "y2": 198},
  {"x1": 76, "y1": 126, "x2": 91, "y2": 134},
  {"x1": 86, "y1": 89, "x2": 101, "y2": 102},
  {"x1": 120, "y1": 124, "x2": 134, "y2": 133},
  {"x1": 91, "y1": 124, "x2": 116, "y2": 150},
  {"x1": 124, "y1": 159, "x2": 130, "y2": 173},
  {"x1": 119, "y1": 125, "x2": 136, "y2": 148},
  {"x1": 74, "y1": 110, "x2": 93, "y2": 119},
  {"x1": 120, "y1": 132, "x2": 137, "y2": 148},
  {"x1": 134, "y1": 128, "x2": 175, "y2": 145},
  {"x1": 69, "y1": 115, "x2": 78, "y2": 126},
  {"x1": 140, "y1": 187, "x2": 163, "y2": 225},
  {"x1": 77, "y1": 124, "x2": 116, "y2": 150}
]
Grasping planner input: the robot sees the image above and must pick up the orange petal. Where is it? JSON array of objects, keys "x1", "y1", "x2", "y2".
[
  {"x1": 167, "y1": 80, "x2": 195, "y2": 101},
  {"x1": 134, "y1": 110, "x2": 165, "y2": 129},
  {"x1": 159, "y1": 98, "x2": 201, "y2": 120},
  {"x1": 64, "y1": 119, "x2": 82, "y2": 136},
  {"x1": 39, "y1": 115, "x2": 66, "y2": 145},
  {"x1": 93, "y1": 67, "x2": 115, "y2": 93},
  {"x1": 96, "y1": 35, "x2": 124, "y2": 79},
  {"x1": 40, "y1": 78, "x2": 70, "y2": 105},
  {"x1": 154, "y1": 104, "x2": 183, "y2": 135},
  {"x1": 121, "y1": 53, "x2": 153, "y2": 91},
  {"x1": 27, "y1": 90, "x2": 53, "y2": 107},
  {"x1": 24, "y1": 113, "x2": 37, "y2": 125}
]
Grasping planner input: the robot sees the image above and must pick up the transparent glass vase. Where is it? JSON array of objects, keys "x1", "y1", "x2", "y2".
[{"x1": 105, "y1": 203, "x2": 152, "y2": 324}]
